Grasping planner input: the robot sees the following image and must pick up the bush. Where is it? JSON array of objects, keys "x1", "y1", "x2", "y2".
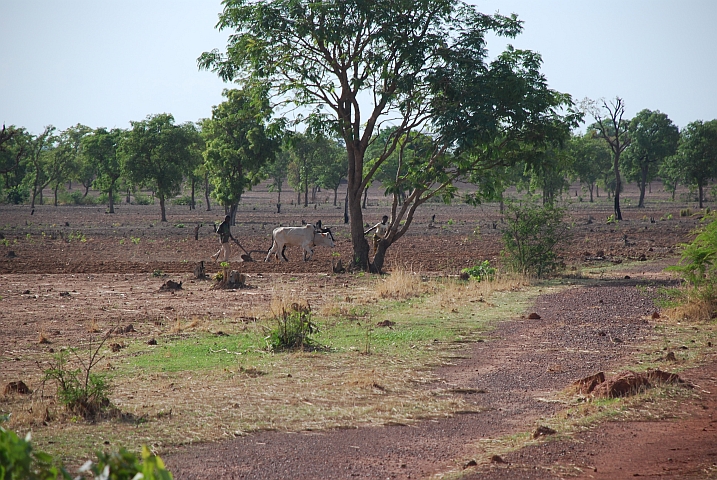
[
  {"x1": 43, "y1": 347, "x2": 112, "y2": 420},
  {"x1": 0, "y1": 426, "x2": 173, "y2": 480},
  {"x1": 669, "y1": 213, "x2": 717, "y2": 288},
  {"x1": 0, "y1": 428, "x2": 70, "y2": 480},
  {"x1": 266, "y1": 304, "x2": 318, "y2": 351},
  {"x1": 132, "y1": 192, "x2": 153, "y2": 205},
  {"x1": 5, "y1": 186, "x2": 29, "y2": 205},
  {"x1": 501, "y1": 202, "x2": 570, "y2": 278},
  {"x1": 461, "y1": 260, "x2": 496, "y2": 281}
]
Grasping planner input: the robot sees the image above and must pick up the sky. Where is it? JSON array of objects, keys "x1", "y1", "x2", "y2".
[{"x1": 1, "y1": 0, "x2": 716, "y2": 135}]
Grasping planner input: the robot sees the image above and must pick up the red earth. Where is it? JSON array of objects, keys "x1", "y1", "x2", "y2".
[{"x1": 1, "y1": 181, "x2": 715, "y2": 478}]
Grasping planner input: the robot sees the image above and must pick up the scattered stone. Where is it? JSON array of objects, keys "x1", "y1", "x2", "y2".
[
  {"x1": 110, "y1": 343, "x2": 124, "y2": 352},
  {"x1": 665, "y1": 351, "x2": 677, "y2": 362},
  {"x1": 4, "y1": 381, "x2": 31, "y2": 395},
  {"x1": 22, "y1": 289, "x2": 30, "y2": 294},
  {"x1": 38, "y1": 334, "x2": 51, "y2": 344},
  {"x1": 123, "y1": 324, "x2": 136, "y2": 333},
  {"x1": 638, "y1": 254, "x2": 647, "y2": 261},
  {"x1": 572, "y1": 372, "x2": 606, "y2": 394},
  {"x1": 6, "y1": 251, "x2": 17, "y2": 258},
  {"x1": 332, "y1": 258, "x2": 346, "y2": 274},
  {"x1": 147, "y1": 338, "x2": 157, "y2": 345},
  {"x1": 533, "y1": 426, "x2": 557, "y2": 438},
  {"x1": 624, "y1": 275, "x2": 631, "y2": 279},
  {"x1": 459, "y1": 271, "x2": 470, "y2": 281},
  {"x1": 59, "y1": 291, "x2": 71, "y2": 297},
  {"x1": 464, "y1": 459, "x2": 478, "y2": 468},
  {"x1": 651, "y1": 311, "x2": 661, "y2": 319},
  {"x1": 489, "y1": 455, "x2": 505, "y2": 464},
  {"x1": 376, "y1": 320, "x2": 395, "y2": 327},
  {"x1": 527, "y1": 312, "x2": 541, "y2": 320},
  {"x1": 159, "y1": 280, "x2": 183, "y2": 291},
  {"x1": 596, "y1": 250, "x2": 605, "y2": 257}
]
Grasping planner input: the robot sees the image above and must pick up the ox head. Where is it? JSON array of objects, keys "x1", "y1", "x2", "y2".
[{"x1": 314, "y1": 230, "x2": 335, "y2": 248}]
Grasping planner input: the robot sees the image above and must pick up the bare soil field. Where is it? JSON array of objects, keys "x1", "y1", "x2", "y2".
[{"x1": 1, "y1": 181, "x2": 716, "y2": 478}]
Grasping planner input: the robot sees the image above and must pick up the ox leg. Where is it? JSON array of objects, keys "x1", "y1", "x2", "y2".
[
  {"x1": 281, "y1": 244, "x2": 289, "y2": 262},
  {"x1": 265, "y1": 241, "x2": 277, "y2": 262}
]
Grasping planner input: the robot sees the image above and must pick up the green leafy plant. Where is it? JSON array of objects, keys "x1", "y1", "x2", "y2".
[
  {"x1": 461, "y1": 260, "x2": 496, "y2": 281},
  {"x1": 606, "y1": 214, "x2": 617, "y2": 224},
  {"x1": 502, "y1": 202, "x2": 570, "y2": 278},
  {"x1": 67, "y1": 231, "x2": 87, "y2": 243},
  {"x1": 669, "y1": 213, "x2": 717, "y2": 288},
  {"x1": 77, "y1": 446, "x2": 173, "y2": 480},
  {"x1": 130, "y1": 237, "x2": 140, "y2": 245},
  {"x1": 43, "y1": 338, "x2": 113, "y2": 420},
  {"x1": 152, "y1": 270, "x2": 164, "y2": 277},
  {"x1": 0, "y1": 426, "x2": 172, "y2": 480},
  {"x1": 0, "y1": 428, "x2": 71, "y2": 480},
  {"x1": 266, "y1": 304, "x2": 318, "y2": 351}
]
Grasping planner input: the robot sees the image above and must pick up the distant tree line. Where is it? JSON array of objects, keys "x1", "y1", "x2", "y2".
[{"x1": 2, "y1": 0, "x2": 716, "y2": 273}]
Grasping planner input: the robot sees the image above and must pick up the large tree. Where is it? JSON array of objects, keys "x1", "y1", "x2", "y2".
[
  {"x1": 202, "y1": 88, "x2": 281, "y2": 223},
  {"x1": 83, "y1": 127, "x2": 124, "y2": 213},
  {"x1": 200, "y1": 0, "x2": 578, "y2": 271},
  {"x1": 122, "y1": 114, "x2": 197, "y2": 222},
  {"x1": 623, "y1": 109, "x2": 679, "y2": 207},
  {"x1": 674, "y1": 120, "x2": 717, "y2": 208},
  {"x1": 585, "y1": 97, "x2": 631, "y2": 220}
]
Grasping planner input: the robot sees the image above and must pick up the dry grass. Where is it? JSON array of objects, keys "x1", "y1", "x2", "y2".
[
  {"x1": 375, "y1": 266, "x2": 435, "y2": 300},
  {"x1": 663, "y1": 292, "x2": 717, "y2": 322}
]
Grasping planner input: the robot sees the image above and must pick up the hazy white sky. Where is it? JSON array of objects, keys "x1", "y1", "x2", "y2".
[{"x1": 2, "y1": 0, "x2": 715, "y2": 135}]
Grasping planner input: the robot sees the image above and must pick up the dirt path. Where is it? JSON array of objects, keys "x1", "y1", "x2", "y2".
[{"x1": 164, "y1": 273, "x2": 716, "y2": 479}]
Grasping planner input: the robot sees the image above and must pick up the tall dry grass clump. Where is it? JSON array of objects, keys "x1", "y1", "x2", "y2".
[
  {"x1": 374, "y1": 267, "x2": 434, "y2": 300},
  {"x1": 437, "y1": 270, "x2": 529, "y2": 305}
]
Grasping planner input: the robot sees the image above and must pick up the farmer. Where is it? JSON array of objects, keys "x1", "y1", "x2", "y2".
[
  {"x1": 364, "y1": 215, "x2": 389, "y2": 255},
  {"x1": 212, "y1": 215, "x2": 234, "y2": 263}
]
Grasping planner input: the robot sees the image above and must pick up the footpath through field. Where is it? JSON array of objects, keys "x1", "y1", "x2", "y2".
[{"x1": 164, "y1": 262, "x2": 717, "y2": 479}]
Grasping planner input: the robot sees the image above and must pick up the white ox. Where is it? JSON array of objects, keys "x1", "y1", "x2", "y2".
[{"x1": 265, "y1": 224, "x2": 335, "y2": 262}]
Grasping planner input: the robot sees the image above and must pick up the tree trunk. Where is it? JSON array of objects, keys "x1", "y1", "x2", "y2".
[
  {"x1": 190, "y1": 178, "x2": 196, "y2": 210},
  {"x1": 614, "y1": 153, "x2": 622, "y2": 220},
  {"x1": 333, "y1": 187, "x2": 338, "y2": 206},
  {"x1": 304, "y1": 180, "x2": 308, "y2": 207},
  {"x1": 344, "y1": 190, "x2": 349, "y2": 224},
  {"x1": 638, "y1": 166, "x2": 648, "y2": 208},
  {"x1": 371, "y1": 241, "x2": 388, "y2": 273},
  {"x1": 699, "y1": 183, "x2": 704, "y2": 209},
  {"x1": 362, "y1": 186, "x2": 368, "y2": 209},
  {"x1": 204, "y1": 173, "x2": 211, "y2": 211},
  {"x1": 347, "y1": 148, "x2": 369, "y2": 269},
  {"x1": 83, "y1": 184, "x2": 90, "y2": 197},
  {"x1": 589, "y1": 183, "x2": 594, "y2": 202},
  {"x1": 54, "y1": 183, "x2": 59, "y2": 206},
  {"x1": 229, "y1": 203, "x2": 238, "y2": 225},
  {"x1": 126, "y1": 188, "x2": 131, "y2": 204},
  {"x1": 160, "y1": 195, "x2": 167, "y2": 222},
  {"x1": 108, "y1": 185, "x2": 115, "y2": 214}
]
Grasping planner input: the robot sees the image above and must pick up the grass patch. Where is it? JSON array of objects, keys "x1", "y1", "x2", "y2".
[{"x1": 7, "y1": 271, "x2": 538, "y2": 465}]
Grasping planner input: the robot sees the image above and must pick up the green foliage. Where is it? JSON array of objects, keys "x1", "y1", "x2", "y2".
[
  {"x1": 132, "y1": 192, "x2": 153, "y2": 205},
  {"x1": 501, "y1": 202, "x2": 570, "y2": 278},
  {"x1": 77, "y1": 446, "x2": 172, "y2": 480},
  {"x1": 130, "y1": 237, "x2": 140, "y2": 245},
  {"x1": 152, "y1": 270, "x2": 164, "y2": 277},
  {"x1": 669, "y1": 214, "x2": 717, "y2": 288},
  {"x1": 267, "y1": 305, "x2": 318, "y2": 352},
  {"x1": 0, "y1": 427, "x2": 172, "y2": 480},
  {"x1": 67, "y1": 231, "x2": 87, "y2": 243},
  {"x1": 5, "y1": 186, "x2": 29, "y2": 205},
  {"x1": 461, "y1": 260, "x2": 496, "y2": 281},
  {"x1": 0, "y1": 428, "x2": 71, "y2": 480},
  {"x1": 43, "y1": 347, "x2": 112, "y2": 420}
]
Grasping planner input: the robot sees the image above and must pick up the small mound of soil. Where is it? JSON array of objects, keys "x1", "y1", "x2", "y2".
[
  {"x1": 4, "y1": 380, "x2": 31, "y2": 395},
  {"x1": 159, "y1": 280, "x2": 183, "y2": 291},
  {"x1": 572, "y1": 372, "x2": 606, "y2": 394},
  {"x1": 376, "y1": 320, "x2": 396, "y2": 327},
  {"x1": 590, "y1": 369, "x2": 686, "y2": 398}
]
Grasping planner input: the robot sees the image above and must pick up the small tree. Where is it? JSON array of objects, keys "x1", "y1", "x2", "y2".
[
  {"x1": 674, "y1": 120, "x2": 717, "y2": 208},
  {"x1": 84, "y1": 128, "x2": 124, "y2": 213},
  {"x1": 122, "y1": 114, "x2": 197, "y2": 222},
  {"x1": 584, "y1": 97, "x2": 631, "y2": 220},
  {"x1": 202, "y1": 88, "x2": 281, "y2": 223},
  {"x1": 623, "y1": 109, "x2": 679, "y2": 207},
  {"x1": 569, "y1": 133, "x2": 612, "y2": 202},
  {"x1": 502, "y1": 202, "x2": 570, "y2": 277}
]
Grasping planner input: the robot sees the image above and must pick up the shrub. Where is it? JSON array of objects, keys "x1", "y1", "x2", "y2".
[
  {"x1": 266, "y1": 304, "x2": 318, "y2": 351},
  {"x1": 5, "y1": 186, "x2": 29, "y2": 205},
  {"x1": 461, "y1": 260, "x2": 496, "y2": 281},
  {"x1": 0, "y1": 428, "x2": 70, "y2": 479},
  {"x1": 133, "y1": 192, "x2": 153, "y2": 205},
  {"x1": 669, "y1": 213, "x2": 717, "y2": 288},
  {"x1": 43, "y1": 346, "x2": 112, "y2": 420},
  {"x1": 501, "y1": 202, "x2": 570, "y2": 278},
  {"x1": 0, "y1": 426, "x2": 173, "y2": 480}
]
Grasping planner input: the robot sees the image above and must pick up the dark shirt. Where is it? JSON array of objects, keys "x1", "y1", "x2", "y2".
[{"x1": 217, "y1": 221, "x2": 232, "y2": 243}]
